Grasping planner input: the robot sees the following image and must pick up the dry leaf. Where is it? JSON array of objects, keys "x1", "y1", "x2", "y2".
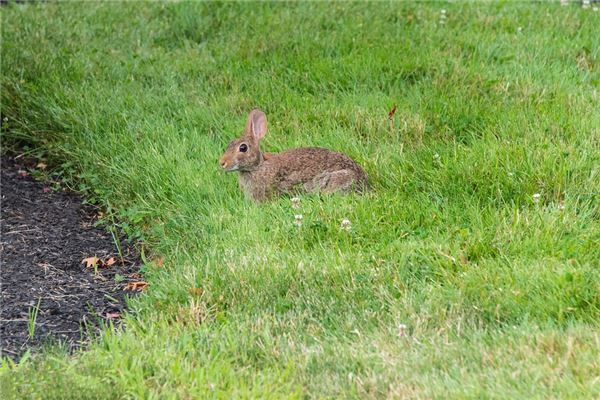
[
  {"x1": 105, "y1": 311, "x2": 121, "y2": 319},
  {"x1": 388, "y1": 105, "x2": 397, "y2": 120},
  {"x1": 82, "y1": 256, "x2": 100, "y2": 268},
  {"x1": 105, "y1": 257, "x2": 117, "y2": 267},
  {"x1": 36, "y1": 162, "x2": 48, "y2": 170},
  {"x1": 129, "y1": 272, "x2": 141, "y2": 279},
  {"x1": 189, "y1": 287, "x2": 203, "y2": 297},
  {"x1": 155, "y1": 257, "x2": 165, "y2": 267},
  {"x1": 124, "y1": 281, "x2": 149, "y2": 291}
]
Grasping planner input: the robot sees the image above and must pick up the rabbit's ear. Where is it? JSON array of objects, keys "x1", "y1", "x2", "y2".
[{"x1": 246, "y1": 108, "x2": 268, "y2": 141}]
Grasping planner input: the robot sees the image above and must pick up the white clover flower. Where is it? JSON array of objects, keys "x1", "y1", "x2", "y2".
[
  {"x1": 291, "y1": 196, "x2": 300, "y2": 209},
  {"x1": 582, "y1": 0, "x2": 590, "y2": 9},
  {"x1": 439, "y1": 9, "x2": 447, "y2": 25},
  {"x1": 294, "y1": 214, "x2": 303, "y2": 227},
  {"x1": 2, "y1": 117, "x2": 7, "y2": 123},
  {"x1": 398, "y1": 323, "x2": 407, "y2": 337},
  {"x1": 341, "y1": 218, "x2": 352, "y2": 231},
  {"x1": 533, "y1": 193, "x2": 541, "y2": 203}
]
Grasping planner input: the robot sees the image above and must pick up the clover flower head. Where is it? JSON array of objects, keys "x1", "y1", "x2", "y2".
[
  {"x1": 291, "y1": 196, "x2": 300, "y2": 209},
  {"x1": 398, "y1": 323, "x2": 408, "y2": 337},
  {"x1": 341, "y1": 218, "x2": 352, "y2": 231}
]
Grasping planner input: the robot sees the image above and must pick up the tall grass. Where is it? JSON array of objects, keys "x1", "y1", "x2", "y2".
[{"x1": 1, "y1": 1, "x2": 599, "y2": 398}]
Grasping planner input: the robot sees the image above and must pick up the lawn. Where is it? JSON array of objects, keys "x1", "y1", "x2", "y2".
[{"x1": 1, "y1": 1, "x2": 599, "y2": 398}]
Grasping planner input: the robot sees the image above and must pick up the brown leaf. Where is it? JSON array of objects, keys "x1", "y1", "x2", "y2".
[
  {"x1": 124, "y1": 281, "x2": 149, "y2": 291},
  {"x1": 36, "y1": 162, "x2": 48, "y2": 170},
  {"x1": 129, "y1": 272, "x2": 141, "y2": 279},
  {"x1": 189, "y1": 287, "x2": 203, "y2": 297},
  {"x1": 105, "y1": 257, "x2": 117, "y2": 267},
  {"x1": 82, "y1": 256, "x2": 100, "y2": 268},
  {"x1": 105, "y1": 311, "x2": 121, "y2": 319},
  {"x1": 155, "y1": 257, "x2": 165, "y2": 267},
  {"x1": 388, "y1": 105, "x2": 397, "y2": 120}
]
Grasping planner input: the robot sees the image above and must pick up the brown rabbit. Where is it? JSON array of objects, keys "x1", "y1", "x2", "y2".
[{"x1": 219, "y1": 108, "x2": 368, "y2": 202}]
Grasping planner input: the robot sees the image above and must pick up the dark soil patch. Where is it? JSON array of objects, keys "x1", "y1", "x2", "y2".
[{"x1": 1, "y1": 154, "x2": 142, "y2": 361}]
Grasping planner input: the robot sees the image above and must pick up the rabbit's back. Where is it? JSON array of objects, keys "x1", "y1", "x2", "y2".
[{"x1": 260, "y1": 147, "x2": 367, "y2": 196}]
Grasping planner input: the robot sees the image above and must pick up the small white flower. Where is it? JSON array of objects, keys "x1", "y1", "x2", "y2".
[
  {"x1": 560, "y1": 0, "x2": 568, "y2": 6},
  {"x1": 582, "y1": 0, "x2": 590, "y2": 9},
  {"x1": 398, "y1": 323, "x2": 407, "y2": 337},
  {"x1": 433, "y1": 153, "x2": 441, "y2": 163},
  {"x1": 558, "y1": 200, "x2": 565, "y2": 210},
  {"x1": 2, "y1": 117, "x2": 7, "y2": 123},
  {"x1": 341, "y1": 218, "x2": 352, "y2": 231},
  {"x1": 291, "y1": 196, "x2": 300, "y2": 209},
  {"x1": 517, "y1": 27, "x2": 522, "y2": 33},
  {"x1": 294, "y1": 214, "x2": 303, "y2": 227},
  {"x1": 439, "y1": 10, "x2": 447, "y2": 24},
  {"x1": 533, "y1": 193, "x2": 541, "y2": 203},
  {"x1": 594, "y1": 6, "x2": 599, "y2": 12}
]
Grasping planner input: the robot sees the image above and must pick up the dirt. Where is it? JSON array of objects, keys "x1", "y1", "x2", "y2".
[{"x1": 0, "y1": 154, "x2": 142, "y2": 360}]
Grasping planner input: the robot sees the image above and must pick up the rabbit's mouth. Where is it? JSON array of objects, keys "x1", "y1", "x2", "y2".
[
  {"x1": 221, "y1": 163, "x2": 239, "y2": 172},
  {"x1": 219, "y1": 157, "x2": 239, "y2": 172}
]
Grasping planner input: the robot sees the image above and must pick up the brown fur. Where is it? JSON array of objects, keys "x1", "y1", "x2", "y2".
[{"x1": 220, "y1": 109, "x2": 368, "y2": 202}]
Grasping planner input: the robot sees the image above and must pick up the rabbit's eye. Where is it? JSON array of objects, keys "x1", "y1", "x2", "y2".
[{"x1": 239, "y1": 144, "x2": 248, "y2": 152}]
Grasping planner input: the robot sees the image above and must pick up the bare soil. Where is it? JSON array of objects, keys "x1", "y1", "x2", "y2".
[{"x1": 0, "y1": 154, "x2": 141, "y2": 360}]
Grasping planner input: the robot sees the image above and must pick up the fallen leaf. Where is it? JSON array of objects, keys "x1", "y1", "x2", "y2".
[
  {"x1": 82, "y1": 256, "x2": 100, "y2": 268},
  {"x1": 388, "y1": 105, "x2": 397, "y2": 120},
  {"x1": 105, "y1": 311, "x2": 121, "y2": 319},
  {"x1": 105, "y1": 257, "x2": 117, "y2": 267},
  {"x1": 36, "y1": 162, "x2": 47, "y2": 170},
  {"x1": 129, "y1": 272, "x2": 141, "y2": 279},
  {"x1": 124, "y1": 281, "x2": 149, "y2": 291},
  {"x1": 189, "y1": 287, "x2": 203, "y2": 297}
]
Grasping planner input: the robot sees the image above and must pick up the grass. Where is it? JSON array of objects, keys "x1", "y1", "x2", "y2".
[
  {"x1": 1, "y1": 1, "x2": 599, "y2": 398},
  {"x1": 27, "y1": 298, "x2": 41, "y2": 340}
]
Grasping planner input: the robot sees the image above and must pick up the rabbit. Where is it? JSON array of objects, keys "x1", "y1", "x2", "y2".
[{"x1": 219, "y1": 108, "x2": 368, "y2": 202}]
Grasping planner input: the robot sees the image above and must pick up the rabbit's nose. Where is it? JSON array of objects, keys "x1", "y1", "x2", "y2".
[{"x1": 219, "y1": 158, "x2": 227, "y2": 169}]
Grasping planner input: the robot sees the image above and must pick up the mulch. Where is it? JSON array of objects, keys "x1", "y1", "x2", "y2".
[{"x1": 1, "y1": 154, "x2": 142, "y2": 361}]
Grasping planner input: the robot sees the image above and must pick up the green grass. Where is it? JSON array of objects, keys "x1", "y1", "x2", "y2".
[{"x1": 1, "y1": 1, "x2": 599, "y2": 398}]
